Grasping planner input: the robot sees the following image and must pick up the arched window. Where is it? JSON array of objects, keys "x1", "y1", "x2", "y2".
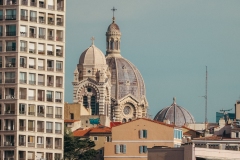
[
  {"x1": 91, "y1": 96, "x2": 96, "y2": 115},
  {"x1": 106, "y1": 41, "x2": 109, "y2": 50},
  {"x1": 110, "y1": 40, "x2": 114, "y2": 50},
  {"x1": 83, "y1": 96, "x2": 88, "y2": 107},
  {"x1": 115, "y1": 41, "x2": 118, "y2": 50}
]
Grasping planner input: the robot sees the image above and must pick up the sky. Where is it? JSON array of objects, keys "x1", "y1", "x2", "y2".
[{"x1": 65, "y1": 0, "x2": 240, "y2": 123}]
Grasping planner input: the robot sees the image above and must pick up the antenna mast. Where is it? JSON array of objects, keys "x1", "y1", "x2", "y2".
[{"x1": 205, "y1": 66, "x2": 208, "y2": 125}]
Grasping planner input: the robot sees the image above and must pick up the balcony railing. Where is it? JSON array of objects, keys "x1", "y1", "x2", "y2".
[
  {"x1": 39, "y1": 35, "x2": 45, "y2": 39},
  {"x1": 6, "y1": 63, "x2": 16, "y2": 67},
  {"x1": 28, "y1": 127, "x2": 35, "y2": 131},
  {"x1": 4, "y1": 158, "x2": 14, "y2": 160},
  {"x1": 55, "y1": 115, "x2": 62, "y2": 119},
  {"x1": 4, "y1": 126, "x2": 14, "y2": 130},
  {"x1": 47, "y1": 51, "x2": 53, "y2": 55},
  {"x1": 29, "y1": 49, "x2": 35, "y2": 53},
  {"x1": 39, "y1": 3, "x2": 45, "y2": 8},
  {"x1": 7, "y1": 0, "x2": 17, "y2": 5},
  {"x1": 20, "y1": 63, "x2": 27, "y2": 68},
  {"x1": 46, "y1": 129, "x2": 53, "y2": 133},
  {"x1": 21, "y1": 15, "x2": 28, "y2": 21},
  {"x1": 38, "y1": 50, "x2": 45, "y2": 54},
  {"x1": 46, "y1": 114, "x2": 53, "y2": 118},
  {"x1": 56, "y1": 68, "x2": 63, "y2": 72},
  {"x1": 37, "y1": 144, "x2": 44, "y2": 148},
  {"x1": 29, "y1": 33, "x2": 36, "y2": 38},
  {"x1": 6, "y1": 46, "x2": 16, "y2": 51},
  {"x1": 19, "y1": 126, "x2": 26, "y2": 131},
  {"x1": 55, "y1": 130, "x2": 62, "y2": 134},
  {"x1": 57, "y1": 6, "x2": 63, "y2": 11},
  {"x1": 57, "y1": 21, "x2": 63, "y2": 26},
  {"x1": 19, "y1": 141, "x2": 26, "y2": 146},
  {"x1": 21, "y1": 0, "x2": 28, "y2": 5},
  {"x1": 48, "y1": 5, "x2": 54, "y2": 10},
  {"x1": 28, "y1": 96, "x2": 35, "y2": 100},
  {"x1": 0, "y1": 15, "x2": 3, "y2": 20},
  {"x1": 47, "y1": 98, "x2": 53, "y2": 102},
  {"x1": 20, "y1": 46, "x2": 27, "y2": 51},
  {"x1": 47, "y1": 82, "x2": 53, "y2": 86},
  {"x1": 38, "y1": 97, "x2": 44, "y2": 101},
  {"x1": 29, "y1": 65, "x2": 35, "y2": 69},
  {"x1": 37, "y1": 112, "x2": 44, "y2": 117},
  {"x1": 5, "y1": 95, "x2": 15, "y2": 99},
  {"x1": 30, "y1": 17, "x2": 37, "y2": 22},
  {"x1": 48, "y1": 36, "x2": 54, "y2": 40},
  {"x1": 56, "y1": 83, "x2": 62, "y2": 87},
  {"x1": 6, "y1": 32, "x2": 16, "y2": 36},
  {"x1": 48, "y1": 21, "x2": 54, "y2": 25},
  {"x1": 38, "y1": 66, "x2": 44, "y2": 70},
  {"x1": 47, "y1": 67, "x2": 54, "y2": 71},
  {"x1": 5, "y1": 15, "x2": 16, "y2": 20},
  {"x1": 28, "y1": 143, "x2": 35, "y2": 147},
  {"x1": 38, "y1": 81, "x2": 44, "y2": 85},
  {"x1": 55, "y1": 99, "x2": 62, "y2": 103},
  {"x1": 5, "y1": 110, "x2": 15, "y2": 114},
  {"x1": 56, "y1": 37, "x2": 63, "y2": 41},
  {"x1": 19, "y1": 94, "x2": 26, "y2": 99},
  {"x1": 56, "y1": 52, "x2": 62, "y2": 57},
  {"x1": 30, "y1": 2, "x2": 36, "y2": 6},
  {"x1": 19, "y1": 111, "x2": 26, "y2": 115},
  {"x1": 5, "y1": 79, "x2": 15, "y2": 83},
  {"x1": 19, "y1": 79, "x2": 27, "y2": 83},
  {"x1": 39, "y1": 18, "x2": 45, "y2": 24},
  {"x1": 55, "y1": 145, "x2": 62, "y2": 149},
  {"x1": 4, "y1": 141, "x2": 14, "y2": 146},
  {"x1": 28, "y1": 112, "x2": 35, "y2": 115},
  {"x1": 29, "y1": 81, "x2": 36, "y2": 85},
  {"x1": 37, "y1": 127, "x2": 44, "y2": 132},
  {"x1": 46, "y1": 144, "x2": 53, "y2": 148}
]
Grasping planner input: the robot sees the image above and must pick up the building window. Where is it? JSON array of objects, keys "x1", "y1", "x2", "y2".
[
  {"x1": 99, "y1": 149, "x2": 103, "y2": 155},
  {"x1": 93, "y1": 136, "x2": 98, "y2": 141},
  {"x1": 106, "y1": 136, "x2": 111, "y2": 142},
  {"x1": 70, "y1": 113, "x2": 74, "y2": 120},
  {"x1": 115, "y1": 144, "x2": 126, "y2": 154},
  {"x1": 236, "y1": 132, "x2": 239, "y2": 138},
  {"x1": 139, "y1": 145, "x2": 147, "y2": 153},
  {"x1": 174, "y1": 129, "x2": 182, "y2": 139},
  {"x1": 139, "y1": 129, "x2": 147, "y2": 138}
]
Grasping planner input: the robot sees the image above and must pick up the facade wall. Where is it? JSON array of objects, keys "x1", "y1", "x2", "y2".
[
  {"x1": 64, "y1": 103, "x2": 89, "y2": 120},
  {"x1": 236, "y1": 101, "x2": 240, "y2": 120}
]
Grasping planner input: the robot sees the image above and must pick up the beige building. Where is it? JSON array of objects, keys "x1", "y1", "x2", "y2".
[
  {"x1": 0, "y1": 0, "x2": 65, "y2": 159},
  {"x1": 236, "y1": 100, "x2": 240, "y2": 120},
  {"x1": 104, "y1": 118, "x2": 182, "y2": 160}
]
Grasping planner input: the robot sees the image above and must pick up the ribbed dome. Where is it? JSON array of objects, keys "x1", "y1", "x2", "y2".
[
  {"x1": 79, "y1": 44, "x2": 106, "y2": 65},
  {"x1": 107, "y1": 22, "x2": 120, "y2": 32},
  {"x1": 154, "y1": 98, "x2": 195, "y2": 126},
  {"x1": 106, "y1": 56, "x2": 145, "y2": 101}
]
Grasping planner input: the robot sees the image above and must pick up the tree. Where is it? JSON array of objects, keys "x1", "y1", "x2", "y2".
[{"x1": 64, "y1": 128, "x2": 97, "y2": 160}]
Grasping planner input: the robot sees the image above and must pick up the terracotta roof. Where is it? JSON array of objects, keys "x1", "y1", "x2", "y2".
[
  {"x1": 73, "y1": 125, "x2": 111, "y2": 137},
  {"x1": 64, "y1": 120, "x2": 79, "y2": 123},
  {"x1": 112, "y1": 118, "x2": 176, "y2": 128},
  {"x1": 110, "y1": 122, "x2": 121, "y2": 128},
  {"x1": 193, "y1": 135, "x2": 235, "y2": 141}
]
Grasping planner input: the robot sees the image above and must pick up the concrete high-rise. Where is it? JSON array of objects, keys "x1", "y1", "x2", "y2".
[{"x1": 0, "y1": 0, "x2": 65, "y2": 159}]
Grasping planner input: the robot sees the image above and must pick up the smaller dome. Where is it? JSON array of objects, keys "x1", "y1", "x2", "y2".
[
  {"x1": 154, "y1": 98, "x2": 195, "y2": 126},
  {"x1": 79, "y1": 44, "x2": 106, "y2": 65},
  {"x1": 107, "y1": 23, "x2": 120, "y2": 32}
]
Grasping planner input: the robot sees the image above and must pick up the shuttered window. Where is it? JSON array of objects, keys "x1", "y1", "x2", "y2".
[
  {"x1": 115, "y1": 144, "x2": 120, "y2": 154},
  {"x1": 139, "y1": 130, "x2": 147, "y2": 138},
  {"x1": 115, "y1": 144, "x2": 126, "y2": 154}
]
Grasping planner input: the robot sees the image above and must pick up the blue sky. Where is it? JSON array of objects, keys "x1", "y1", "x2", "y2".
[{"x1": 65, "y1": 0, "x2": 240, "y2": 122}]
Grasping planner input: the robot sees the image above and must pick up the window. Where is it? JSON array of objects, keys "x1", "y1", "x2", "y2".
[
  {"x1": 56, "y1": 61, "x2": 63, "y2": 72},
  {"x1": 19, "y1": 103, "x2": 26, "y2": 114},
  {"x1": 20, "y1": 72, "x2": 26, "y2": 83},
  {"x1": 174, "y1": 129, "x2": 182, "y2": 139},
  {"x1": 70, "y1": 113, "x2": 74, "y2": 120},
  {"x1": 30, "y1": 11, "x2": 37, "y2": 22},
  {"x1": 115, "y1": 144, "x2": 126, "y2": 154},
  {"x1": 99, "y1": 149, "x2": 103, "y2": 155},
  {"x1": 29, "y1": 58, "x2": 35, "y2": 68},
  {"x1": 20, "y1": 41, "x2": 27, "y2": 51},
  {"x1": 55, "y1": 107, "x2": 62, "y2": 118},
  {"x1": 139, "y1": 130, "x2": 147, "y2": 138},
  {"x1": 6, "y1": 9, "x2": 16, "y2": 20},
  {"x1": 39, "y1": 28, "x2": 45, "y2": 39},
  {"x1": 55, "y1": 123, "x2": 62, "y2": 134},
  {"x1": 6, "y1": 25, "x2": 16, "y2": 36},
  {"x1": 38, "y1": 74, "x2": 44, "y2": 85},
  {"x1": 29, "y1": 73, "x2": 36, "y2": 85},
  {"x1": 55, "y1": 92, "x2": 62, "y2": 102},
  {"x1": 93, "y1": 136, "x2": 98, "y2": 141},
  {"x1": 21, "y1": 9, "x2": 28, "y2": 20},
  {"x1": 236, "y1": 132, "x2": 239, "y2": 138},
  {"x1": 37, "y1": 136, "x2": 44, "y2": 144},
  {"x1": 139, "y1": 146, "x2": 147, "y2": 153},
  {"x1": 29, "y1": 42, "x2": 35, "y2": 53},
  {"x1": 46, "y1": 106, "x2": 53, "y2": 117},
  {"x1": 106, "y1": 136, "x2": 111, "y2": 142},
  {"x1": 46, "y1": 122, "x2": 53, "y2": 133},
  {"x1": 47, "y1": 91, "x2": 53, "y2": 102},
  {"x1": 6, "y1": 41, "x2": 16, "y2": 51}
]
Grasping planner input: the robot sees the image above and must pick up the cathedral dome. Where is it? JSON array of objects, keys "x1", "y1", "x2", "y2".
[
  {"x1": 79, "y1": 44, "x2": 106, "y2": 65},
  {"x1": 106, "y1": 56, "x2": 146, "y2": 102},
  {"x1": 107, "y1": 22, "x2": 120, "y2": 32},
  {"x1": 154, "y1": 98, "x2": 195, "y2": 126}
]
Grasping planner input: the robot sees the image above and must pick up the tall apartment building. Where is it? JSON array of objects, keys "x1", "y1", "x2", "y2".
[{"x1": 0, "y1": 0, "x2": 65, "y2": 159}]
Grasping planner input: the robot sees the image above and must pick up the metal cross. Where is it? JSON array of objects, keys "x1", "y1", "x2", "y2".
[
  {"x1": 91, "y1": 36, "x2": 95, "y2": 45},
  {"x1": 111, "y1": 7, "x2": 117, "y2": 17}
]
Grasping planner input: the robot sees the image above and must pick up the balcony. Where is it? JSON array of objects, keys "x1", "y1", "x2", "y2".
[
  {"x1": 4, "y1": 141, "x2": 14, "y2": 146},
  {"x1": 39, "y1": 3, "x2": 45, "y2": 8},
  {"x1": 19, "y1": 79, "x2": 26, "y2": 84},
  {"x1": 5, "y1": 111, "x2": 15, "y2": 114},
  {"x1": 28, "y1": 143, "x2": 35, "y2": 147},
  {"x1": 56, "y1": 68, "x2": 63, "y2": 72},
  {"x1": 20, "y1": 47, "x2": 27, "y2": 52},
  {"x1": 28, "y1": 96, "x2": 35, "y2": 100},
  {"x1": 28, "y1": 112, "x2": 35, "y2": 116},
  {"x1": 20, "y1": 63, "x2": 27, "y2": 68},
  {"x1": 29, "y1": 81, "x2": 35, "y2": 85},
  {"x1": 6, "y1": 46, "x2": 16, "y2": 51},
  {"x1": 5, "y1": 63, "x2": 15, "y2": 68},
  {"x1": 57, "y1": 6, "x2": 63, "y2": 11},
  {"x1": 47, "y1": 67, "x2": 54, "y2": 71},
  {"x1": 37, "y1": 128, "x2": 44, "y2": 132},
  {"x1": 47, "y1": 82, "x2": 53, "y2": 87},
  {"x1": 55, "y1": 145, "x2": 62, "y2": 149},
  {"x1": 46, "y1": 114, "x2": 53, "y2": 118},
  {"x1": 6, "y1": 32, "x2": 16, "y2": 36},
  {"x1": 37, "y1": 112, "x2": 44, "y2": 117},
  {"x1": 38, "y1": 50, "x2": 45, "y2": 54},
  {"x1": 19, "y1": 141, "x2": 26, "y2": 146},
  {"x1": 30, "y1": 2, "x2": 36, "y2": 6},
  {"x1": 5, "y1": 15, "x2": 16, "y2": 20},
  {"x1": 19, "y1": 126, "x2": 26, "y2": 131},
  {"x1": 29, "y1": 33, "x2": 36, "y2": 38},
  {"x1": 47, "y1": 51, "x2": 53, "y2": 56},
  {"x1": 19, "y1": 110, "x2": 26, "y2": 115},
  {"x1": 21, "y1": 0, "x2": 28, "y2": 5},
  {"x1": 55, "y1": 115, "x2": 62, "y2": 119},
  {"x1": 28, "y1": 127, "x2": 35, "y2": 131},
  {"x1": 4, "y1": 126, "x2": 14, "y2": 131},
  {"x1": 39, "y1": 18, "x2": 45, "y2": 24},
  {"x1": 29, "y1": 65, "x2": 35, "y2": 69},
  {"x1": 6, "y1": 0, "x2": 17, "y2": 5},
  {"x1": 46, "y1": 144, "x2": 53, "y2": 148},
  {"x1": 56, "y1": 52, "x2": 62, "y2": 57},
  {"x1": 38, "y1": 81, "x2": 44, "y2": 85},
  {"x1": 56, "y1": 83, "x2": 62, "y2": 87},
  {"x1": 5, "y1": 79, "x2": 15, "y2": 83},
  {"x1": 56, "y1": 37, "x2": 63, "y2": 41},
  {"x1": 19, "y1": 94, "x2": 26, "y2": 99},
  {"x1": 39, "y1": 35, "x2": 45, "y2": 39},
  {"x1": 46, "y1": 129, "x2": 52, "y2": 133},
  {"x1": 47, "y1": 98, "x2": 53, "y2": 102},
  {"x1": 48, "y1": 5, "x2": 54, "y2": 10},
  {"x1": 29, "y1": 49, "x2": 35, "y2": 53},
  {"x1": 38, "y1": 66, "x2": 44, "y2": 70},
  {"x1": 48, "y1": 21, "x2": 54, "y2": 25},
  {"x1": 57, "y1": 21, "x2": 63, "y2": 26},
  {"x1": 37, "y1": 144, "x2": 44, "y2": 148},
  {"x1": 5, "y1": 95, "x2": 15, "y2": 99},
  {"x1": 21, "y1": 16, "x2": 28, "y2": 21},
  {"x1": 55, "y1": 99, "x2": 62, "y2": 103},
  {"x1": 48, "y1": 36, "x2": 54, "y2": 41},
  {"x1": 30, "y1": 17, "x2": 37, "y2": 22},
  {"x1": 55, "y1": 130, "x2": 62, "y2": 134}
]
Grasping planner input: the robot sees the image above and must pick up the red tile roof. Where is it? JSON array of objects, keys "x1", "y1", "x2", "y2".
[
  {"x1": 110, "y1": 122, "x2": 121, "y2": 128},
  {"x1": 73, "y1": 125, "x2": 111, "y2": 137}
]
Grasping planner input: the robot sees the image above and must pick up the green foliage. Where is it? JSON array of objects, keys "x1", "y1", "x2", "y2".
[{"x1": 64, "y1": 128, "x2": 97, "y2": 160}]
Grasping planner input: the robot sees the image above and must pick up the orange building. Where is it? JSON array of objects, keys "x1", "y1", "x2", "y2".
[{"x1": 104, "y1": 118, "x2": 182, "y2": 160}]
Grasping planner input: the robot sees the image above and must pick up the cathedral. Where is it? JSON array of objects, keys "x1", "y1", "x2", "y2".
[{"x1": 72, "y1": 15, "x2": 148, "y2": 123}]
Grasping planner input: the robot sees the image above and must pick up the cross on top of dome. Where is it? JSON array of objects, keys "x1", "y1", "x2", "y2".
[
  {"x1": 91, "y1": 36, "x2": 95, "y2": 45},
  {"x1": 111, "y1": 7, "x2": 117, "y2": 22}
]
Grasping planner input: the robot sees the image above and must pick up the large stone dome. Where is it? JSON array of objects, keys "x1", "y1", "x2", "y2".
[
  {"x1": 79, "y1": 44, "x2": 106, "y2": 65},
  {"x1": 106, "y1": 56, "x2": 145, "y2": 101},
  {"x1": 154, "y1": 98, "x2": 195, "y2": 126}
]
